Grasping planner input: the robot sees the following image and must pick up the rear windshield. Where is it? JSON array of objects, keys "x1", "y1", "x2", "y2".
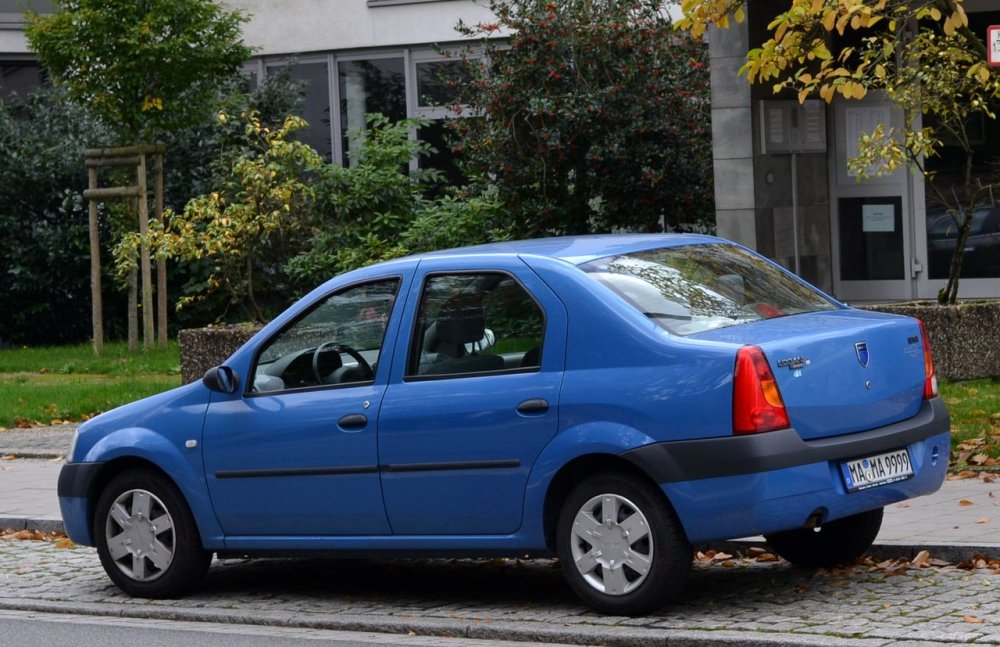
[{"x1": 582, "y1": 243, "x2": 838, "y2": 336}]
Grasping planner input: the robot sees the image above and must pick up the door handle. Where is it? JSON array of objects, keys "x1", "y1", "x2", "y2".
[
  {"x1": 338, "y1": 413, "x2": 368, "y2": 430},
  {"x1": 516, "y1": 398, "x2": 549, "y2": 415}
]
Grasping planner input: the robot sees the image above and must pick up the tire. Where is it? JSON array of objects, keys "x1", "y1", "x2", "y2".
[
  {"x1": 94, "y1": 469, "x2": 211, "y2": 598},
  {"x1": 765, "y1": 507, "x2": 883, "y2": 569},
  {"x1": 556, "y1": 472, "x2": 691, "y2": 616}
]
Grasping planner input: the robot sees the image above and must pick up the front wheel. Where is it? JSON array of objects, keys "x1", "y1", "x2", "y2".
[
  {"x1": 94, "y1": 469, "x2": 211, "y2": 598},
  {"x1": 556, "y1": 473, "x2": 691, "y2": 616},
  {"x1": 765, "y1": 507, "x2": 883, "y2": 568}
]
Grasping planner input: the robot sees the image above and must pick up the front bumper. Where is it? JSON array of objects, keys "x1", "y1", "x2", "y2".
[
  {"x1": 57, "y1": 461, "x2": 104, "y2": 546},
  {"x1": 622, "y1": 398, "x2": 950, "y2": 543}
]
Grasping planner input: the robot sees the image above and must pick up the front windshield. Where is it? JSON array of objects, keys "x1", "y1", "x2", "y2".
[{"x1": 582, "y1": 243, "x2": 837, "y2": 336}]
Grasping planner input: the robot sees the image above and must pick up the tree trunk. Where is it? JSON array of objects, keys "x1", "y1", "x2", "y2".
[{"x1": 939, "y1": 211, "x2": 974, "y2": 305}]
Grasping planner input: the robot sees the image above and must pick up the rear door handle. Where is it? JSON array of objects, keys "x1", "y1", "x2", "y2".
[
  {"x1": 516, "y1": 399, "x2": 549, "y2": 415},
  {"x1": 338, "y1": 414, "x2": 368, "y2": 430}
]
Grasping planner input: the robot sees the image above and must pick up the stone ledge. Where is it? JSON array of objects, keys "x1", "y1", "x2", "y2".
[
  {"x1": 178, "y1": 324, "x2": 261, "y2": 384},
  {"x1": 860, "y1": 301, "x2": 1000, "y2": 381}
]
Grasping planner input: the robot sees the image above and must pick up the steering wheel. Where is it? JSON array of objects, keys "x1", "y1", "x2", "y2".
[{"x1": 312, "y1": 342, "x2": 373, "y2": 384}]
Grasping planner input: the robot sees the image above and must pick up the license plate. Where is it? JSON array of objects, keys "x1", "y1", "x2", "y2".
[{"x1": 841, "y1": 448, "x2": 913, "y2": 492}]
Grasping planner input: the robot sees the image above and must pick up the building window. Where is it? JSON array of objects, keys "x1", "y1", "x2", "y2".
[
  {"x1": 338, "y1": 57, "x2": 406, "y2": 165},
  {"x1": 0, "y1": 61, "x2": 42, "y2": 101},
  {"x1": 256, "y1": 47, "x2": 477, "y2": 173},
  {"x1": 266, "y1": 60, "x2": 332, "y2": 161},
  {"x1": 412, "y1": 54, "x2": 473, "y2": 183}
]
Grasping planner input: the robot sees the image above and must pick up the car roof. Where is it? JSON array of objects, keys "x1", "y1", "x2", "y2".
[{"x1": 414, "y1": 233, "x2": 721, "y2": 266}]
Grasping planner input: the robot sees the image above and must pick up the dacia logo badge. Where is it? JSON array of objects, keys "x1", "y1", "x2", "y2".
[{"x1": 855, "y1": 342, "x2": 870, "y2": 368}]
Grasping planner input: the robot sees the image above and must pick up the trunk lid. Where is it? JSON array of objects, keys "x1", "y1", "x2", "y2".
[{"x1": 692, "y1": 309, "x2": 927, "y2": 440}]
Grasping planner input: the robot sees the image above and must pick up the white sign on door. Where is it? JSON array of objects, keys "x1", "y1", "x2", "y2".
[
  {"x1": 862, "y1": 204, "x2": 895, "y2": 232},
  {"x1": 990, "y1": 26, "x2": 1000, "y2": 67}
]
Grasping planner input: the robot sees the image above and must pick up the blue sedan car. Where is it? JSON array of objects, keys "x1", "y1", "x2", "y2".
[{"x1": 58, "y1": 234, "x2": 949, "y2": 615}]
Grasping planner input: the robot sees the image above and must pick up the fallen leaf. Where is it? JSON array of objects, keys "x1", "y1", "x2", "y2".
[
  {"x1": 960, "y1": 499, "x2": 975, "y2": 507},
  {"x1": 970, "y1": 453, "x2": 991, "y2": 466},
  {"x1": 911, "y1": 550, "x2": 931, "y2": 567},
  {"x1": 897, "y1": 502, "x2": 911, "y2": 509},
  {"x1": 54, "y1": 538, "x2": 75, "y2": 549},
  {"x1": 964, "y1": 614, "x2": 985, "y2": 624},
  {"x1": 977, "y1": 517, "x2": 991, "y2": 525}
]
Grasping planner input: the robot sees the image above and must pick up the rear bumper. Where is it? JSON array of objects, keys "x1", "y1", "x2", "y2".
[{"x1": 622, "y1": 398, "x2": 950, "y2": 542}]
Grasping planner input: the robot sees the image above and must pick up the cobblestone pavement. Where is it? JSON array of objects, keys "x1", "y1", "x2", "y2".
[{"x1": 2, "y1": 537, "x2": 998, "y2": 647}]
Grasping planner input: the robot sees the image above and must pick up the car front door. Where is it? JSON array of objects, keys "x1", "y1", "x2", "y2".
[
  {"x1": 202, "y1": 278, "x2": 402, "y2": 537},
  {"x1": 378, "y1": 259, "x2": 567, "y2": 535}
]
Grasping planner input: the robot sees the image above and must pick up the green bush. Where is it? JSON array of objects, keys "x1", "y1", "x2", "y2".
[
  {"x1": 0, "y1": 86, "x2": 112, "y2": 345},
  {"x1": 453, "y1": 0, "x2": 715, "y2": 236}
]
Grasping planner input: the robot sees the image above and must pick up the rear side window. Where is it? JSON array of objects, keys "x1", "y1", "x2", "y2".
[
  {"x1": 582, "y1": 243, "x2": 837, "y2": 336},
  {"x1": 407, "y1": 273, "x2": 544, "y2": 377}
]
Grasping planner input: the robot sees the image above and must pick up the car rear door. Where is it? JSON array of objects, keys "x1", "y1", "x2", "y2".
[{"x1": 378, "y1": 256, "x2": 567, "y2": 535}]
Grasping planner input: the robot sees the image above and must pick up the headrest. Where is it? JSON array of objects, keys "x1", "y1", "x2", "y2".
[{"x1": 436, "y1": 295, "x2": 486, "y2": 345}]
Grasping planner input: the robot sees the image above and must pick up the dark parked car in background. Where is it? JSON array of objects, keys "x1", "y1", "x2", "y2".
[{"x1": 927, "y1": 206, "x2": 1000, "y2": 279}]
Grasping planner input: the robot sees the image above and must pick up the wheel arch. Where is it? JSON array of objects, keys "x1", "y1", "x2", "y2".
[
  {"x1": 541, "y1": 453, "x2": 682, "y2": 551},
  {"x1": 77, "y1": 431, "x2": 223, "y2": 548}
]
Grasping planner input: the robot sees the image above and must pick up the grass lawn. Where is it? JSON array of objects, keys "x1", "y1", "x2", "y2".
[
  {"x1": 0, "y1": 341, "x2": 181, "y2": 428},
  {"x1": 0, "y1": 341, "x2": 997, "y2": 472},
  {"x1": 940, "y1": 378, "x2": 1000, "y2": 470}
]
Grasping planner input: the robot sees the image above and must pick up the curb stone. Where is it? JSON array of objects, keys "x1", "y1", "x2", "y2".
[{"x1": 0, "y1": 598, "x2": 905, "y2": 647}]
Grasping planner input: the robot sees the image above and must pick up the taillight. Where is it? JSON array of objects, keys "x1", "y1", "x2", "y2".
[
  {"x1": 733, "y1": 345, "x2": 790, "y2": 435},
  {"x1": 918, "y1": 320, "x2": 938, "y2": 399}
]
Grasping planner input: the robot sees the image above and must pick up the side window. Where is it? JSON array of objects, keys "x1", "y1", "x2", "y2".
[
  {"x1": 251, "y1": 279, "x2": 399, "y2": 393},
  {"x1": 408, "y1": 273, "x2": 545, "y2": 378}
]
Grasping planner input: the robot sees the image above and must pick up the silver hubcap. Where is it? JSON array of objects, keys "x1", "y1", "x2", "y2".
[
  {"x1": 570, "y1": 493, "x2": 653, "y2": 596},
  {"x1": 105, "y1": 489, "x2": 175, "y2": 582}
]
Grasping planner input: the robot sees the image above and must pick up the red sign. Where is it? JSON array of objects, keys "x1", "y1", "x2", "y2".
[{"x1": 990, "y1": 25, "x2": 1000, "y2": 67}]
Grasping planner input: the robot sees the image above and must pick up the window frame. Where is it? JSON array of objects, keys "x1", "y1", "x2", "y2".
[{"x1": 403, "y1": 270, "x2": 547, "y2": 382}]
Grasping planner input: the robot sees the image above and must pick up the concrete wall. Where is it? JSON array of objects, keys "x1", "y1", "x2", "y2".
[
  {"x1": 706, "y1": 21, "x2": 756, "y2": 250},
  {"x1": 225, "y1": 0, "x2": 498, "y2": 56},
  {"x1": 0, "y1": 29, "x2": 27, "y2": 54}
]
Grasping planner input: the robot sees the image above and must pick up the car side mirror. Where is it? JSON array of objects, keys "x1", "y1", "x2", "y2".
[{"x1": 202, "y1": 366, "x2": 239, "y2": 394}]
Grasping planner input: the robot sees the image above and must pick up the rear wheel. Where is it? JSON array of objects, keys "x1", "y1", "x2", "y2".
[
  {"x1": 94, "y1": 469, "x2": 211, "y2": 598},
  {"x1": 556, "y1": 473, "x2": 691, "y2": 615},
  {"x1": 765, "y1": 507, "x2": 883, "y2": 568}
]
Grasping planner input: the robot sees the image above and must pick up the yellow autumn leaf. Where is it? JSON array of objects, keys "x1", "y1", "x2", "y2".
[
  {"x1": 821, "y1": 9, "x2": 836, "y2": 31},
  {"x1": 943, "y1": 14, "x2": 955, "y2": 36},
  {"x1": 929, "y1": 7, "x2": 941, "y2": 21},
  {"x1": 956, "y1": 4, "x2": 968, "y2": 27}
]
